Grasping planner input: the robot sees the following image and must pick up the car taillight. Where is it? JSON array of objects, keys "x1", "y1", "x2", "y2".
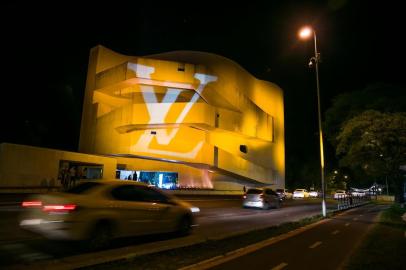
[
  {"x1": 259, "y1": 194, "x2": 264, "y2": 199},
  {"x1": 42, "y1": 204, "x2": 77, "y2": 213},
  {"x1": 22, "y1": 201, "x2": 42, "y2": 208}
]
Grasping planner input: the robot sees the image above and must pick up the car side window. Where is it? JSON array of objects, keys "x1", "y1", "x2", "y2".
[
  {"x1": 138, "y1": 186, "x2": 170, "y2": 204},
  {"x1": 111, "y1": 185, "x2": 170, "y2": 203},
  {"x1": 111, "y1": 185, "x2": 139, "y2": 201}
]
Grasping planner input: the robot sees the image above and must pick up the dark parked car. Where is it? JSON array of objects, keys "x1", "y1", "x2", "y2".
[{"x1": 276, "y1": 188, "x2": 293, "y2": 200}]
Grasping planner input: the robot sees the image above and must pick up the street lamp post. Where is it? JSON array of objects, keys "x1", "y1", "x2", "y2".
[{"x1": 299, "y1": 26, "x2": 327, "y2": 217}]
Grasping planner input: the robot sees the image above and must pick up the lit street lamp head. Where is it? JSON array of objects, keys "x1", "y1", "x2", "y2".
[{"x1": 298, "y1": 26, "x2": 313, "y2": 39}]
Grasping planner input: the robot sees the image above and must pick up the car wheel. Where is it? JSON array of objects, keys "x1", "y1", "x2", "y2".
[
  {"x1": 87, "y1": 221, "x2": 113, "y2": 251},
  {"x1": 177, "y1": 215, "x2": 192, "y2": 236}
]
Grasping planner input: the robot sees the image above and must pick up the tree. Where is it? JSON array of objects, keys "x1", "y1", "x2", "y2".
[
  {"x1": 324, "y1": 83, "x2": 406, "y2": 147},
  {"x1": 336, "y1": 110, "x2": 406, "y2": 202}
]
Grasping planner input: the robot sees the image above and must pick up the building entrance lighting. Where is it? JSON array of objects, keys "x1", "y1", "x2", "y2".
[{"x1": 298, "y1": 26, "x2": 327, "y2": 217}]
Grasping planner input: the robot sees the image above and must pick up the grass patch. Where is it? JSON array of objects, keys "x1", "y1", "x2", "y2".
[
  {"x1": 345, "y1": 204, "x2": 406, "y2": 270},
  {"x1": 82, "y1": 215, "x2": 324, "y2": 270}
]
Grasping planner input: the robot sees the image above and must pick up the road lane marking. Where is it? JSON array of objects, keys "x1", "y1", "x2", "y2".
[
  {"x1": 332, "y1": 230, "x2": 340, "y2": 235},
  {"x1": 309, "y1": 241, "x2": 322, "y2": 249},
  {"x1": 271, "y1": 262, "x2": 288, "y2": 270},
  {"x1": 345, "y1": 222, "x2": 350, "y2": 226}
]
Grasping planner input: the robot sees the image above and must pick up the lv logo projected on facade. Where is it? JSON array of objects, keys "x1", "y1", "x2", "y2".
[{"x1": 129, "y1": 64, "x2": 217, "y2": 159}]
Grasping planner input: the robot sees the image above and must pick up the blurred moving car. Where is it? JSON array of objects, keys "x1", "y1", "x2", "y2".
[
  {"x1": 333, "y1": 190, "x2": 349, "y2": 199},
  {"x1": 243, "y1": 188, "x2": 281, "y2": 209},
  {"x1": 308, "y1": 190, "x2": 319, "y2": 198},
  {"x1": 276, "y1": 189, "x2": 293, "y2": 200},
  {"x1": 292, "y1": 189, "x2": 310, "y2": 199},
  {"x1": 20, "y1": 180, "x2": 199, "y2": 249}
]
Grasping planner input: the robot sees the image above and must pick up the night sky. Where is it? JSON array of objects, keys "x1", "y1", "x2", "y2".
[{"x1": 1, "y1": 1, "x2": 405, "y2": 183}]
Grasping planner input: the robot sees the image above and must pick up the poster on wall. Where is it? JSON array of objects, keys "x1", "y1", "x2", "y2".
[{"x1": 116, "y1": 170, "x2": 178, "y2": 190}]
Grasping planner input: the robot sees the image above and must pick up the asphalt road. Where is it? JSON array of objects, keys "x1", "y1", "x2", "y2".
[
  {"x1": 208, "y1": 203, "x2": 387, "y2": 270},
  {"x1": 0, "y1": 197, "x2": 337, "y2": 267},
  {"x1": 193, "y1": 198, "x2": 336, "y2": 239}
]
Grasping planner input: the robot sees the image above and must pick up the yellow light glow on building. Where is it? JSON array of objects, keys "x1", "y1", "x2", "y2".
[{"x1": 79, "y1": 46, "x2": 285, "y2": 190}]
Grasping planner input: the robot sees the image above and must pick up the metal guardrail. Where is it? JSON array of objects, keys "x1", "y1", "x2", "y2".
[{"x1": 335, "y1": 194, "x2": 371, "y2": 210}]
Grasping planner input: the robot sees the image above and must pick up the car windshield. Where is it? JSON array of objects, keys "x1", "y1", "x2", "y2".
[
  {"x1": 247, "y1": 189, "x2": 262, "y2": 194},
  {"x1": 65, "y1": 182, "x2": 103, "y2": 194},
  {"x1": 295, "y1": 189, "x2": 304, "y2": 192}
]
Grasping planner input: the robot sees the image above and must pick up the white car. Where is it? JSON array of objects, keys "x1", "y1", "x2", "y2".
[
  {"x1": 333, "y1": 190, "x2": 349, "y2": 199},
  {"x1": 243, "y1": 188, "x2": 281, "y2": 209},
  {"x1": 20, "y1": 180, "x2": 199, "y2": 249},
  {"x1": 351, "y1": 191, "x2": 366, "y2": 197},
  {"x1": 309, "y1": 190, "x2": 319, "y2": 197},
  {"x1": 293, "y1": 189, "x2": 310, "y2": 199}
]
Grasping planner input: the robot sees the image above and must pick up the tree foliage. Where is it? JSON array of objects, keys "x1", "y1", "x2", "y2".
[
  {"x1": 336, "y1": 110, "x2": 406, "y2": 201},
  {"x1": 324, "y1": 83, "x2": 406, "y2": 146}
]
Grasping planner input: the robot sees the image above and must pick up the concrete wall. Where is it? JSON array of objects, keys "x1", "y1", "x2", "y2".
[
  {"x1": 375, "y1": 195, "x2": 395, "y2": 202},
  {"x1": 0, "y1": 143, "x2": 117, "y2": 189}
]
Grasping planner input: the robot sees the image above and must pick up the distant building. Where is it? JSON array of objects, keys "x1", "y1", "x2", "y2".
[{"x1": 0, "y1": 45, "x2": 285, "y2": 192}]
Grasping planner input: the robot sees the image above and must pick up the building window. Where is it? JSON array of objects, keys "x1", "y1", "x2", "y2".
[
  {"x1": 178, "y1": 63, "x2": 185, "y2": 72},
  {"x1": 240, "y1": 145, "x2": 248, "y2": 154}
]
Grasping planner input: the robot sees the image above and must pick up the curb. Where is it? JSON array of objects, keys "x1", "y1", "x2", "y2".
[
  {"x1": 6, "y1": 214, "x2": 327, "y2": 270},
  {"x1": 7, "y1": 235, "x2": 208, "y2": 270},
  {"x1": 179, "y1": 204, "x2": 372, "y2": 270},
  {"x1": 179, "y1": 218, "x2": 330, "y2": 270}
]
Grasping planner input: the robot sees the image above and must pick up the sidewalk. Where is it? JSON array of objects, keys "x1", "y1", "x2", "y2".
[{"x1": 345, "y1": 203, "x2": 406, "y2": 270}]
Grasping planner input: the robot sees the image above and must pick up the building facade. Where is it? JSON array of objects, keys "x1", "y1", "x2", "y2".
[{"x1": 79, "y1": 46, "x2": 285, "y2": 190}]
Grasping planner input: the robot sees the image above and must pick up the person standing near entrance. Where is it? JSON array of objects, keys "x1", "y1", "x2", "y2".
[{"x1": 69, "y1": 166, "x2": 77, "y2": 188}]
